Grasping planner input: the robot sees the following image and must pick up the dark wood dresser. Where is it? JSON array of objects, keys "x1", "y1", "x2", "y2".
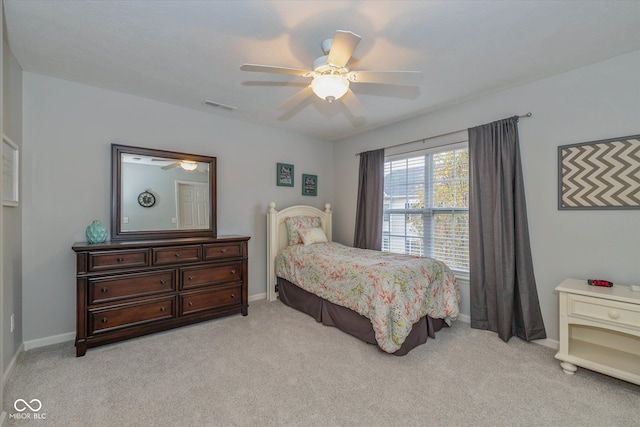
[{"x1": 72, "y1": 236, "x2": 249, "y2": 356}]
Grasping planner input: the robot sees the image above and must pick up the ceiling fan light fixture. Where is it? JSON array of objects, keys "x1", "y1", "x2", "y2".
[
  {"x1": 180, "y1": 161, "x2": 198, "y2": 171},
  {"x1": 311, "y1": 74, "x2": 349, "y2": 102}
]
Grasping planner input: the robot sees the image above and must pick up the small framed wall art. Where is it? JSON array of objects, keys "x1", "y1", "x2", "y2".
[
  {"x1": 302, "y1": 174, "x2": 317, "y2": 196},
  {"x1": 2, "y1": 134, "x2": 19, "y2": 207},
  {"x1": 276, "y1": 163, "x2": 294, "y2": 187},
  {"x1": 558, "y1": 134, "x2": 640, "y2": 210}
]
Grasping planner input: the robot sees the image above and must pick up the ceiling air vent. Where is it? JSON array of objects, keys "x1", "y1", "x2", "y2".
[{"x1": 203, "y1": 100, "x2": 237, "y2": 111}]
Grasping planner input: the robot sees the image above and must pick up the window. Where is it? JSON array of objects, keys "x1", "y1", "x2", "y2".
[{"x1": 382, "y1": 146, "x2": 469, "y2": 273}]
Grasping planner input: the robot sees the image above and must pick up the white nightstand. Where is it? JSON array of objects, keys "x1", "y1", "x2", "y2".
[{"x1": 555, "y1": 278, "x2": 640, "y2": 385}]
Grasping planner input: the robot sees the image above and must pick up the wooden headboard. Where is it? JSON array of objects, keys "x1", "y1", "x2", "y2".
[{"x1": 266, "y1": 202, "x2": 332, "y2": 301}]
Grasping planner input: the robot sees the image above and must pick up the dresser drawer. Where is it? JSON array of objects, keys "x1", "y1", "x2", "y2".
[
  {"x1": 180, "y1": 285, "x2": 241, "y2": 315},
  {"x1": 180, "y1": 263, "x2": 242, "y2": 290},
  {"x1": 89, "y1": 296, "x2": 175, "y2": 334},
  {"x1": 152, "y1": 245, "x2": 201, "y2": 265},
  {"x1": 88, "y1": 270, "x2": 175, "y2": 304},
  {"x1": 569, "y1": 294, "x2": 640, "y2": 332},
  {"x1": 88, "y1": 249, "x2": 149, "y2": 272},
  {"x1": 203, "y1": 242, "x2": 243, "y2": 260}
]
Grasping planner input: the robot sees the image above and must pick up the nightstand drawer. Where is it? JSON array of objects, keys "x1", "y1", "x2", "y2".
[
  {"x1": 88, "y1": 249, "x2": 149, "y2": 272},
  {"x1": 88, "y1": 270, "x2": 175, "y2": 304},
  {"x1": 203, "y1": 242, "x2": 243, "y2": 259},
  {"x1": 180, "y1": 263, "x2": 242, "y2": 290},
  {"x1": 180, "y1": 285, "x2": 241, "y2": 315},
  {"x1": 569, "y1": 294, "x2": 640, "y2": 331},
  {"x1": 89, "y1": 297, "x2": 175, "y2": 334},
  {"x1": 152, "y1": 245, "x2": 202, "y2": 265}
]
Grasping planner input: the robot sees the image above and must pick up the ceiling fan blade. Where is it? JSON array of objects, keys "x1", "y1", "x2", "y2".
[
  {"x1": 278, "y1": 85, "x2": 314, "y2": 111},
  {"x1": 340, "y1": 89, "x2": 365, "y2": 117},
  {"x1": 327, "y1": 30, "x2": 361, "y2": 68},
  {"x1": 240, "y1": 64, "x2": 312, "y2": 77},
  {"x1": 278, "y1": 86, "x2": 315, "y2": 121},
  {"x1": 348, "y1": 70, "x2": 422, "y2": 86},
  {"x1": 161, "y1": 162, "x2": 180, "y2": 170}
]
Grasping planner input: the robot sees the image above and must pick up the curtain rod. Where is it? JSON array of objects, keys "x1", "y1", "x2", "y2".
[{"x1": 356, "y1": 112, "x2": 532, "y2": 156}]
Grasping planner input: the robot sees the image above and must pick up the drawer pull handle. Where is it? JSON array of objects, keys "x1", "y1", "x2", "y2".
[
  {"x1": 101, "y1": 287, "x2": 108, "y2": 294},
  {"x1": 101, "y1": 317, "x2": 108, "y2": 324},
  {"x1": 220, "y1": 248, "x2": 227, "y2": 253},
  {"x1": 116, "y1": 257, "x2": 124, "y2": 263},
  {"x1": 188, "y1": 301, "x2": 194, "y2": 306},
  {"x1": 608, "y1": 310, "x2": 620, "y2": 319},
  {"x1": 188, "y1": 275, "x2": 194, "y2": 281},
  {"x1": 175, "y1": 252, "x2": 181, "y2": 258},
  {"x1": 230, "y1": 293, "x2": 236, "y2": 298},
  {"x1": 231, "y1": 269, "x2": 236, "y2": 274},
  {"x1": 160, "y1": 307, "x2": 166, "y2": 312},
  {"x1": 160, "y1": 279, "x2": 167, "y2": 285}
]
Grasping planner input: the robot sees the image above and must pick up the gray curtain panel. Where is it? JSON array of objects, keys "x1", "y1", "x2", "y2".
[
  {"x1": 468, "y1": 116, "x2": 546, "y2": 342},
  {"x1": 354, "y1": 148, "x2": 385, "y2": 250}
]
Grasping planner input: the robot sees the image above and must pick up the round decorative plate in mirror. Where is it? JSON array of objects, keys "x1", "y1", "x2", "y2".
[{"x1": 137, "y1": 191, "x2": 156, "y2": 208}]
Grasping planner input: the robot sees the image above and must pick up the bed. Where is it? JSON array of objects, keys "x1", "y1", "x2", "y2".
[{"x1": 266, "y1": 202, "x2": 460, "y2": 355}]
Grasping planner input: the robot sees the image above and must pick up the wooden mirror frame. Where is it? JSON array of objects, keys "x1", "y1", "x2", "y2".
[{"x1": 111, "y1": 144, "x2": 217, "y2": 241}]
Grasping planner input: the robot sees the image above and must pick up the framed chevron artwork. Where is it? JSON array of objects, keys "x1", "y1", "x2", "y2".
[{"x1": 558, "y1": 134, "x2": 640, "y2": 210}]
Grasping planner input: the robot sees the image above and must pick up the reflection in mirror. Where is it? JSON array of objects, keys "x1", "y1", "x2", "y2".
[
  {"x1": 112, "y1": 144, "x2": 217, "y2": 241},
  {"x1": 121, "y1": 154, "x2": 210, "y2": 231}
]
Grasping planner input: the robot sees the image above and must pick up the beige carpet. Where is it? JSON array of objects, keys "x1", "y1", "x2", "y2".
[{"x1": 3, "y1": 299, "x2": 639, "y2": 426}]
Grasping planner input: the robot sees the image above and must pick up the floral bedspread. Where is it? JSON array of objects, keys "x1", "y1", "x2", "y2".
[{"x1": 275, "y1": 242, "x2": 460, "y2": 353}]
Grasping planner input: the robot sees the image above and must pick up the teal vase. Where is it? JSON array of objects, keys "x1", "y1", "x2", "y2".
[{"x1": 86, "y1": 220, "x2": 107, "y2": 244}]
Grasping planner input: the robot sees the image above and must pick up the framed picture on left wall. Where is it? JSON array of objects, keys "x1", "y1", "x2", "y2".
[
  {"x1": 276, "y1": 163, "x2": 294, "y2": 187},
  {"x1": 2, "y1": 134, "x2": 19, "y2": 206}
]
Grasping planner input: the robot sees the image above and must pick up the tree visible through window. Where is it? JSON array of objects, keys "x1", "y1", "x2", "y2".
[{"x1": 382, "y1": 147, "x2": 469, "y2": 273}]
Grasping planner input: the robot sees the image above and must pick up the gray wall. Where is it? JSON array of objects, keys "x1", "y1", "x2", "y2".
[
  {"x1": 332, "y1": 49, "x2": 640, "y2": 342},
  {"x1": 1, "y1": 8, "x2": 4, "y2": 418},
  {"x1": 9, "y1": 44, "x2": 640, "y2": 354},
  {"x1": 2, "y1": 39, "x2": 23, "y2": 376},
  {"x1": 21, "y1": 72, "x2": 333, "y2": 345}
]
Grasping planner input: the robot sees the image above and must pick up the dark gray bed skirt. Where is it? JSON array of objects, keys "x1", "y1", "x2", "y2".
[{"x1": 277, "y1": 277, "x2": 444, "y2": 356}]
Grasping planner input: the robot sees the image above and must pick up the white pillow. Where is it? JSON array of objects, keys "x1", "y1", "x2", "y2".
[
  {"x1": 298, "y1": 227, "x2": 328, "y2": 246},
  {"x1": 285, "y1": 216, "x2": 321, "y2": 245}
]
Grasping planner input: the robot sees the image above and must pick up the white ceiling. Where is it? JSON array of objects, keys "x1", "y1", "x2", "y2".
[{"x1": 4, "y1": 1, "x2": 640, "y2": 141}]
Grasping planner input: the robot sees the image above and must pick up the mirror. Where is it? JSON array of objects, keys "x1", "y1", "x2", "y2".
[{"x1": 111, "y1": 144, "x2": 217, "y2": 240}]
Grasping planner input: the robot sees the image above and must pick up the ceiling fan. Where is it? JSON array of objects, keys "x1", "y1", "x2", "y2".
[
  {"x1": 151, "y1": 158, "x2": 205, "y2": 172},
  {"x1": 240, "y1": 30, "x2": 422, "y2": 118}
]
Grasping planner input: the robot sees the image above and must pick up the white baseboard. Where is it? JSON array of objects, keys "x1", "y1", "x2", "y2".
[
  {"x1": 23, "y1": 332, "x2": 74, "y2": 351},
  {"x1": 2, "y1": 342, "x2": 24, "y2": 389},
  {"x1": 249, "y1": 293, "x2": 266, "y2": 302},
  {"x1": 455, "y1": 313, "x2": 558, "y2": 349},
  {"x1": 15, "y1": 296, "x2": 558, "y2": 356},
  {"x1": 22, "y1": 298, "x2": 267, "y2": 354},
  {"x1": 532, "y1": 338, "x2": 559, "y2": 350},
  {"x1": 3, "y1": 342, "x2": 24, "y2": 426}
]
